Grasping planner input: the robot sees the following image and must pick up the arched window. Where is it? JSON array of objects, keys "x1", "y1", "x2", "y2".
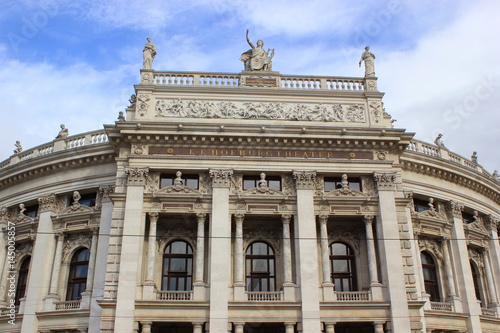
[
  {"x1": 470, "y1": 261, "x2": 483, "y2": 304},
  {"x1": 162, "y1": 240, "x2": 193, "y2": 291},
  {"x1": 421, "y1": 252, "x2": 440, "y2": 301},
  {"x1": 15, "y1": 256, "x2": 31, "y2": 306},
  {"x1": 329, "y1": 242, "x2": 357, "y2": 291},
  {"x1": 66, "y1": 248, "x2": 89, "y2": 301},
  {"x1": 245, "y1": 241, "x2": 276, "y2": 292}
]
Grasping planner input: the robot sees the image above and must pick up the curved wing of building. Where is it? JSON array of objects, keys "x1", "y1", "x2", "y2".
[{"x1": 0, "y1": 59, "x2": 499, "y2": 333}]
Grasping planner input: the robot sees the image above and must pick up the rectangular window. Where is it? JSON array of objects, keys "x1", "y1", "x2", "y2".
[
  {"x1": 24, "y1": 204, "x2": 39, "y2": 218},
  {"x1": 324, "y1": 177, "x2": 362, "y2": 192},
  {"x1": 413, "y1": 199, "x2": 429, "y2": 213},
  {"x1": 243, "y1": 175, "x2": 281, "y2": 191},
  {"x1": 161, "y1": 173, "x2": 199, "y2": 189},
  {"x1": 79, "y1": 193, "x2": 97, "y2": 207},
  {"x1": 462, "y1": 211, "x2": 474, "y2": 224}
]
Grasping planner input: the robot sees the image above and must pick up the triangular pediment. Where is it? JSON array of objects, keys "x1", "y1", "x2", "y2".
[{"x1": 59, "y1": 203, "x2": 95, "y2": 215}]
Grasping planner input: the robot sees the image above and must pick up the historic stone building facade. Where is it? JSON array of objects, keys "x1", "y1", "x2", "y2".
[{"x1": 0, "y1": 41, "x2": 499, "y2": 333}]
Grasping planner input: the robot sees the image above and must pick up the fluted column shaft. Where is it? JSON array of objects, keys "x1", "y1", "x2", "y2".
[
  {"x1": 483, "y1": 250, "x2": 498, "y2": 304},
  {"x1": 364, "y1": 215, "x2": 379, "y2": 284},
  {"x1": 441, "y1": 238, "x2": 456, "y2": 297},
  {"x1": 86, "y1": 228, "x2": 99, "y2": 291},
  {"x1": 234, "y1": 214, "x2": 245, "y2": 284},
  {"x1": 319, "y1": 215, "x2": 331, "y2": 283},
  {"x1": 145, "y1": 212, "x2": 159, "y2": 282},
  {"x1": 282, "y1": 214, "x2": 293, "y2": 284},
  {"x1": 195, "y1": 213, "x2": 206, "y2": 283},
  {"x1": 49, "y1": 233, "x2": 65, "y2": 294}
]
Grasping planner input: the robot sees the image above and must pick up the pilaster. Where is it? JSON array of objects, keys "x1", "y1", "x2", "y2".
[
  {"x1": 43, "y1": 232, "x2": 65, "y2": 310},
  {"x1": 364, "y1": 215, "x2": 383, "y2": 300},
  {"x1": 193, "y1": 213, "x2": 207, "y2": 301},
  {"x1": 373, "y1": 172, "x2": 412, "y2": 332},
  {"x1": 208, "y1": 169, "x2": 233, "y2": 333},
  {"x1": 282, "y1": 214, "x2": 295, "y2": 301},
  {"x1": 114, "y1": 167, "x2": 148, "y2": 332},
  {"x1": 292, "y1": 170, "x2": 322, "y2": 333},
  {"x1": 143, "y1": 212, "x2": 159, "y2": 299},
  {"x1": 233, "y1": 213, "x2": 245, "y2": 301},
  {"x1": 318, "y1": 215, "x2": 334, "y2": 301}
]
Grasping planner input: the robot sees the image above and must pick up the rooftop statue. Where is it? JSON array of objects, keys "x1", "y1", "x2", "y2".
[
  {"x1": 434, "y1": 133, "x2": 447, "y2": 149},
  {"x1": 14, "y1": 140, "x2": 22, "y2": 154},
  {"x1": 240, "y1": 29, "x2": 274, "y2": 71},
  {"x1": 56, "y1": 124, "x2": 69, "y2": 139},
  {"x1": 359, "y1": 46, "x2": 376, "y2": 77},
  {"x1": 143, "y1": 37, "x2": 157, "y2": 69}
]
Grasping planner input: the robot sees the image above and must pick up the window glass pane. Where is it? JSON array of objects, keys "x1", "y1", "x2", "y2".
[
  {"x1": 268, "y1": 179, "x2": 281, "y2": 190},
  {"x1": 170, "y1": 241, "x2": 187, "y2": 254},
  {"x1": 331, "y1": 243, "x2": 347, "y2": 255},
  {"x1": 349, "y1": 181, "x2": 361, "y2": 191},
  {"x1": 170, "y1": 258, "x2": 186, "y2": 271},
  {"x1": 186, "y1": 277, "x2": 192, "y2": 291},
  {"x1": 261, "y1": 279, "x2": 268, "y2": 291},
  {"x1": 252, "y1": 278, "x2": 259, "y2": 291},
  {"x1": 269, "y1": 278, "x2": 275, "y2": 291},
  {"x1": 187, "y1": 258, "x2": 192, "y2": 274},
  {"x1": 169, "y1": 278, "x2": 177, "y2": 290},
  {"x1": 161, "y1": 176, "x2": 174, "y2": 188},
  {"x1": 185, "y1": 178, "x2": 199, "y2": 189},
  {"x1": 244, "y1": 179, "x2": 257, "y2": 190},
  {"x1": 163, "y1": 259, "x2": 170, "y2": 274},
  {"x1": 253, "y1": 242, "x2": 268, "y2": 255},
  {"x1": 253, "y1": 259, "x2": 267, "y2": 272},
  {"x1": 75, "y1": 265, "x2": 88, "y2": 278},
  {"x1": 269, "y1": 260, "x2": 274, "y2": 275},
  {"x1": 333, "y1": 260, "x2": 348, "y2": 272}
]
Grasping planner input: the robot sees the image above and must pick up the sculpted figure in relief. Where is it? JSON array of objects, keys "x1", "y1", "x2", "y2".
[
  {"x1": 56, "y1": 124, "x2": 69, "y2": 139},
  {"x1": 143, "y1": 37, "x2": 156, "y2": 69},
  {"x1": 240, "y1": 29, "x2": 274, "y2": 71},
  {"x1": 359, "y1": 46, "x2": 376, "y2": 77},
  {"x1": 14, "y1": 140, "x2": 22, "y2": 154}
]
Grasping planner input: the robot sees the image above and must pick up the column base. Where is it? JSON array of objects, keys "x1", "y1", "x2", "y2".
[
  {"x1": 321, "y1": 282, "x2": 336, "y2": 301},
  {"x1": 233, "y1": 283, "x2": 246, "y2": 301},
  {"x1": 142, "y1": 282, "x2": 157, "y2": 300},
  {"x1": 370, "y1": 282, "x2": 384, "y2": 301},
  {"x1": 193, "y1": 282, "x2": 206, "y2": 301},
  {"x1": 283, "y1": 283, "x2": 297, "y2": 302},
  {"x1": 80, "y1": 291, "x2": 91, "y2": 309},
  {"x1": 43, "y1": 293, "x2": 60, "y2": 311},
  {"x1": 446, "y1": 295, "x2": 462, "y2": 313},
  {"x1": 487, "y1": 303, "x2": 500, "y2": 318}
]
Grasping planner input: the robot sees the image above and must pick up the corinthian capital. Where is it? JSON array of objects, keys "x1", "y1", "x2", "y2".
[
  {"x1": 38, "y1": 194, "x2": 58, "y2": 212},
  {"x1": 124, "y1": 167, "x2": 149, "y2": 185},
  {"x1": 373, "y1": 172, "x2": 397, "y2": 190},
  {"x1": 446, "y1": 200, "x2": 464, "y2": 218},
  {"x1": 209, "y1": 169, "x2": 233, "y2": 188},
  {"x1": 293, "y1": 170, "x2": 317, "y2": 190}
]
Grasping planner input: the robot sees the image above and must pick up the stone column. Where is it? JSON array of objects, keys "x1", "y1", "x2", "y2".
[
  {"x1": 22, "y1": 194, "x2": 58, "y2": 333},
  {"x1": 282, "y1": 214, "x2": 295, "y2": 301},
  {"x1": 194, "y1": 213, "x2": 207, "y2": 300},
  {"x1": 373, "y1": 172, "x2": 411, "y2": 332},
  {"x1": 373, "y1": 322, "x2": 385, "y2": 333},
  {"x1": 80, "y1": 227, "x2": 99, "y2": 309},
  {"x1": 141, "y1": 321, "x2": 152, "y2": 333},
  {"x1": 114, "y1": 167, "x2": 149, "y2": 332},
  {"x1": 143, "y1": 212, "x2": 159, "y2": 299},
  {"x1": 485, "y1": 215, "x2": 500, "y2": 313},
  {"x1": 446, "y1": 201, "x2": 481, "y2": 331},
  {"x1": 208, "y1": 169, "x2": 233, "y2": 333},
  {"x1": 293, "y1": 170, "x2": 322, "y2": 333},
  {"x1": 441, "y1": 238, "x2": 458, "y2": 302},
  {"x1": 233, "y1": 213, "x2": 245, "y2": 300},
  {"x1": 0, "y1": 239, "x2": 12, "y2": 307},
  {"x1": 285, "y1": 322, "x2": 296, "y2": 333},
  {"x1": 234, "y1": 322, "x2": 244, "y2": 333},
  {"x1": 482, "y1": 249, "x2": 498, "y2": 305},
  {"x1": 324, "y1": 323, "x2": 335, "y2": 333},
  {"x1": 364, "y1": 215, "x2": 382, "y2": 301},
  {"x1": 43, "y1": 232, "x2": 65, "y2": 310},
  {"x1": 89, "y1": 185, "x2": 114, "y2": 333},
  {"x1": 318, "y1": 215, "x2": 334, "y2": 301}
]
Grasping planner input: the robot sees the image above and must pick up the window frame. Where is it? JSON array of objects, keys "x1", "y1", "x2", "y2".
[
  {"x1": 15, "y1": 256, "x2": 31, "y2": 306},
  {"x1": 324, "y1": 177, "x2": 362, "y2": 192},
  {"x1": 66, "y1": 248, "x2": 90, "y2": 301},
  {"x1": 245, "y1": 241, "x2": 276, "y2": 292},
  {"x1": 329, "y1": 242, "x2": 358, "y2": 292},
  {"x1": 160, "y1": 173, "x2": 199, "y2": 189},
  {"x1": 420, "y1": 251, "x2": 440, "y2": 301},
  {"x1": 161, "y1": 240, "x2": 194, "y2": 291}
]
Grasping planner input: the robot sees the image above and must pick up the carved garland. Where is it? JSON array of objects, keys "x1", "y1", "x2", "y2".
[
  {"x1": 62, "y1": 233, "x2": 92, "y2": 261},
  {"x1": 329, "y1": 227, "x2": 361, "y2": 253},
  {"x1": 418, "y1": 238, "x2": 444, "y2": 263}
]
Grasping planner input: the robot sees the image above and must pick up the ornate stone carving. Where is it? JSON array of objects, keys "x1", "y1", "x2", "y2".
[
  {"x1": 329, "y1": 227, "x2": 361, "y2": 253},
  {"x1": 0, "y1": 207, "x2": 12, "y2": 223},
  {"x1": 14, "y1": 140, "x2": 22, "y2": 154},
  {"x1": 128, "y1": 94, "x2": 137, "y2": 108},
  {"x1": 230, "y1": 174, "x2": 243, "y2": 195},
  {"x1": 467, "y1": 211, "x2": 487, "y2": 232},
  {"x1": 143, "y1": 37, "x2": 156, "y2": 70},
  {"x1": 281, "y1": 175, "x2": 295, "y2": 196},
  {"x1": 293, "y1": 170, "x2": 317, "y2": 190},
  {"x1": 370, "y1": 101, "x2": 382, "y2": 123},
  {"x1": 158, "y1": 224, "x2": 196, "y2": 248},
  {"x1": 132, "y1": 144, "x2": 147, "y2": 155},
  {"x1": 137, "y1": 94, "x2": 151, "y2": 116},
  {"x1": 468, "y1": 247, "x2": 484, "y2": 268},
  {"x1": 446, "y1": 201, "x2": 464, "y2": 219},
  {"x1": 485, "y1": 215, "x2": 500, "y2": 232},
  {"x1": 244, "y1": 225, "x2": 280, "y2": 251},
  {"x1": 359, "y1": 46, "x2": 376, "y2": 77},
  {"x1": 124, "y1": 167, "x2": 149, "y2": 185},
  {"x1": 97, "y1": 185, "x2": 115, "y2": 204},
  {"x1": 38, "y1": 194, "x2": 58, "y2": 212},
  {"x1": 240, "y1": 30, "x2": 274, "y2": 72},
  {"x1": 376, "y1": 151, "x2": 388, "y2": 161},
  {"x1": 55, "y1": 124, "x2": 69, "y2": 139},
  {"x1": 373, "y1": 172, "x2": 397, "y2": 190},
  {"x1": 15, "y1": 241, "x2": 33, "y2": 261},
  {"x1": 418, "y1": 238, "x2": 444, "y2": 262},
  {"x1": 63, "y1": 233, "x2": 92, "y2": 260},
  {"x1": 59, "y1": 191, "x2": 94, "y2": 214},
  {"x1": 210, "y1": 169, "x2": 233, "y2": 188},
  {"x1": 144, "y1": 173, "x2": 160, "y2": 193},
  {"x1": 360, "y1": 176, "x2": 377, "y2": 196},
  {"x1": 155, "y1": 99, "x2": 366, "y2": 123}
]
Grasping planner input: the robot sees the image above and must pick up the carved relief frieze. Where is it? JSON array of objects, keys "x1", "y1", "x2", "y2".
[
  {"x1": 0, "y1": 207, "x2": 12, "y2": 223},
  {"x1": 230, "y1": 175, "x2": 243, "y2": 195},
  {"x1": 314, "y1": 175, "x2": 325, "y2": 197},
  {"x1": 59, "y1": 191, "x2": 94, "y2": 215},
  {"x1": 199, "y1": 173, "x2": 211, "y2": 194},
  {"x1": 369, "y1": 101, "x2": 383, "y2": 124},
  {"x1": 155, "y1": 99, "x2": 367, "y2": 123},
  {"x1": 329, "y1": 227, "x2": 361, "y2": 253},
  {"x1": 485, "y1": 215, "x2": 500, "y2": 232},
  {"x1": 63, "y1": 233, "x2": 91, "y2": 260},
  {"x1": 145, "y1": 173, "x2": 160, "y2": 193},
  {"x1": 131, "y1": 144, "x2": 148, "y2": 155},
  {"x1": 467, "y1": 212, "x2": 487, "y2": 232},
  {"x1": 137, "y1": 94, "x2": 151, "y2": 117},
  {"x1": 418, "y1": 238, "x2": 444, "y2": 263},
  {"x1": 361, "y1": 176, "x2": 377, "y2": 196},
  {"x1": 281, "y1": 175, "x2": 295, "y2": 196}
]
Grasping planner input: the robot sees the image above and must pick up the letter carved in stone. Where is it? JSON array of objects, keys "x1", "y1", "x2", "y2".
[
  {"x1": 293, "y1": 170, "x2": 317, "y2": 190},
  {"x1": 373, "y1": 172, "x2": 397, "y2": 190},
  {"x1": 124, "y1": 167, "x2": 149, "y2": 186},
  {"x1": 209, "y1": 169, "x2": 233, "y2": 188}
]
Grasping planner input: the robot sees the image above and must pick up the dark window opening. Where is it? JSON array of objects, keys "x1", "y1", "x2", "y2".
[
  {"x1": 413, "y1": 199, "x2": 429, "y2": 213},
  {"x1": 66, "y1": 248, "x2": 89, "y2": 300},
  {"x1": 421, "y1": 251, "x2": 440, "y2": 301},
  {"x1": 246, "y1": 242, "x2": 276, "y2": 292},
  {"x1": 324, "y1": 177, "x2": 362, "y2": 192},
  {"x1": 462, "y1": 211, "x2": 475, "y2": 224},
  {"x1": 470, "y1": 261, "x2": 483, "y2": 303},
  {"x1": 79, "y1": 192, "x2": 97, "y2": 207},
  {"x1": 243, "y1": 175, "x2": 281, "y2": 191},
  {"x1": 15, "y1": 256, "x2": 31, "y2": 306},
  {"x1": 162, "y1": 240, "x2": 193, "y2": 291},
  {"x1": 330, "y1": 242, "x2": 357, "y2": 292},
  {"x1": 24, "y1": 204, "x2": 39, "y2": 218}
]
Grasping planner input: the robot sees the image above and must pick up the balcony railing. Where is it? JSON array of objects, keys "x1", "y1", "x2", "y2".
[
  {"x1": 430, "y1": 301, "x2": 453, "y2": 311},
  {"x1": 482, "y1": 307, "x2": 497, "y2": 317},
  {"x1": 336, "y1": 291, "x2": 371, "y2": 302},
  {"x1": 55, "y1": 300, "x2": 81, "y2": 310},
  {"x1": 157, "y1": 290, "x2": 192, "y2": 301},
  {"x1": 0, "y1": 130, "x2": 109, "y2": 170},
  {"x1": 246, "y1": 291, "x2": 283, "y2": 302}
]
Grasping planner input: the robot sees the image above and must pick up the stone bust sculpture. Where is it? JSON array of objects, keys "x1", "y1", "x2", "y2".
[
  {"x1": 143, "y1": 37, "x2": 157, "y2": 69},
  {"x1": 240, "y1": 29, "x2": 274, "y2": 71},
  {"x1": 359, "y1": 46, "x2": 376, "y2": 77}
]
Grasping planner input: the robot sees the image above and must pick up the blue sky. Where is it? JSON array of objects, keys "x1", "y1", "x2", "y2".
[{"x1": 1, "y1": 0, "x2": 499, "y2": 173}]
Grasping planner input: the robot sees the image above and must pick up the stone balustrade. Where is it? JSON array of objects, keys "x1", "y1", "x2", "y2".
[
  {"x1": 481, "y1": 308, "x2": 497, "y2": 317},
  {"x1": 156, "y1": 290, "x2": 193, "y2": 301},
  {"x1": 335, "y1": 291, "x2": 371, "y2": 302},
  {"x1": 0, "y1": 130, "x2": 109, "y2": 171},
  {"x1": 430, "y1": 301, "x2": 453, "y2": 312},
  {"x1": 405, "y1": 139, "x2": 497, "y2": 180},
  {"x1": 55, "y1": 300, "x2": 81, "y2": 310},
  {"x1": 148, "y1": 70, "x2": 370, "y2": 92},
  {"x1": 246, "y1": 291, "x2": 283, "y2": 302}
]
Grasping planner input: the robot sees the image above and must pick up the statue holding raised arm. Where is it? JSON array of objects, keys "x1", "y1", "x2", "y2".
[
  {"x1": 240, "y1": 30, "x2": 274, "y2": 71},
  {"x1": 143, "y1": 37, "x2": 157, "y2": 69},
  {"x1": 359, "y1": 46, "x2": 376, "y2": 77}
]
